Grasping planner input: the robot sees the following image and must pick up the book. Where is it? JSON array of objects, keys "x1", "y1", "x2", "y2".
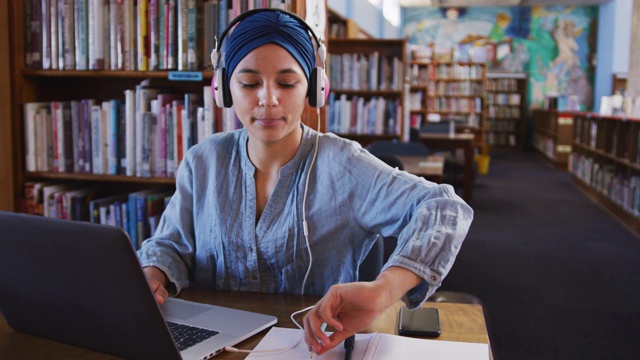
[
  {"x1": 23, "y1": 102, "x2": 50, "y2": 172},
  {"x1": 246, "y1": 327, "x2": 489, "y2": 360}
]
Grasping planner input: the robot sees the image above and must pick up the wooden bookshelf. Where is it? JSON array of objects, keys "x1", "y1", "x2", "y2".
[
  {"x1": 5, "y1": 1, "x2": 322, "y2": 213},
  {"x1": 571, "y1": 112, "x2": 640, "y2": 236},
  {"x1": 0, "y1": 0, "x2": 14, "y2": 211},
  {"x1": 326, "y1": 38, "x2": 407, "y2": 146},
  {"x1": 408, "y1": 61, "x2": 487, "y2": 148},
  {"x1": 532, "y1": 109, "x2": 574, "y2": 169},
  {"x1": 485, "y1": 71, "x2": 527, "y2": 150}
]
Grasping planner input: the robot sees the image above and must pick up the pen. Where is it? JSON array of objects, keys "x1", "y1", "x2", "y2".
[
  {"x1": 344, "y1": 335, "x2": 355, "y2": 360},
  {"x1": 310, "y1": 323, "x2": 327, "y2": 359}
]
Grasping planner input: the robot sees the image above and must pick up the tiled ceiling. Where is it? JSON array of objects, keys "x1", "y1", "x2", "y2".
[{"x1": 399, "y1": 0, "x2": 611, "y2": 6}]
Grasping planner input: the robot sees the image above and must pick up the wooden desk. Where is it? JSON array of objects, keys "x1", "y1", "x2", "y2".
[
  {"x1": 419, "y1": 133, "x2": 476, "y2": 201},
  {"x1": 0, "y1": 289, "x2": 490, "y2": 359},
  {"x1": 396, "y1": 155, "x2": 445, "y2": 183}
]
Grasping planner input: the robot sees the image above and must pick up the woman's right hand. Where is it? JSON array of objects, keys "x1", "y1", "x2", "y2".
[{"x1": 143, "y1": 266, "x2": 169, "y2": 304}]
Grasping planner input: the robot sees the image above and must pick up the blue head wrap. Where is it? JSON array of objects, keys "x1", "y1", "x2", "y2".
[{"x1": 224, "y1": 11, "x2": 315, "y2": 90}]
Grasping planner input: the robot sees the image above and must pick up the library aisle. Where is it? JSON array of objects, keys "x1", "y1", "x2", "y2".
[{"x1": 441, "y1": 150, "x2": 640, "y2": 359}]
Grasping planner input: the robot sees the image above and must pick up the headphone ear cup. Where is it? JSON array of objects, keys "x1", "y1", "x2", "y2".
[
  {"x1": 214, "y1": 67, "x2": 233, "y2": 108},
  {"x1": 213, "y1": 67, "x2": 224, "y2": 108},
  {"x1": 308, "y1": 67, "x2": 325, "y2": 108}
]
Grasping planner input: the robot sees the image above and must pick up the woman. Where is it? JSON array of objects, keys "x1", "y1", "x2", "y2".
[{"x1": 137, "y1": 9, "x2": 473, "y2": 355}]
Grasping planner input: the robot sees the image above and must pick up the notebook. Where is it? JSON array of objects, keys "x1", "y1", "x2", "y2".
[
  {"x1": 0, "y1": 211, "x2": 277, "y2": 360},
  {"x1": 246, "y1": 327, "x2": 490, "y2": 360}
]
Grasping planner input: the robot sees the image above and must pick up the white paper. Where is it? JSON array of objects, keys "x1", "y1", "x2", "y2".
[{"x1": 245, "y1": 327, "x2": 490, "y2": 360}]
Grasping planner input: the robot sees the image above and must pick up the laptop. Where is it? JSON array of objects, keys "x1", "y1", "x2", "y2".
[{"x1": 0, "y1": 211, "x2": 277, "y2": 360}]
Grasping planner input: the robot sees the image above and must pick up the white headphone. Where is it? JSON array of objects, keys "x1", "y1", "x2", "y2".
[{"x1": 210, "y1": 8, "x2": 327, "y2": 108}]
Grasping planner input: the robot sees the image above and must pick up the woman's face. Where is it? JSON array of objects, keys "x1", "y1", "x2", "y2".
[{"x1": 229, "y1": 43, "x2": 309, "y2": 146}]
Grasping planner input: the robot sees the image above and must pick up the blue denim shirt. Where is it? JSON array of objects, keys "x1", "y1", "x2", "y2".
[{"x1": 137, "y1": 125, "x2": 473, "y2": 308}]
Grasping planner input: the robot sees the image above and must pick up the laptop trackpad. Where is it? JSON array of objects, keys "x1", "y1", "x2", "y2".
[{"x1": 161, "y1": 298, "x2": 211, "y2": 321}]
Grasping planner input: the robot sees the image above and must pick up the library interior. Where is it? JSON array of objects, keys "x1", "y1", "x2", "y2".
[{"x1": 1, "y1": 0, "x2": 640, "y2": 359}]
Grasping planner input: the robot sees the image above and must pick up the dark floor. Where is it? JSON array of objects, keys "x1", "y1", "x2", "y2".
[{"x1": 440, "y1": 150, "x2": 640, "y2": 360}]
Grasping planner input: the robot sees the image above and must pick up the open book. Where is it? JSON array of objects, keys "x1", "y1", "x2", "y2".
[{"x1": 246, "y1": 327, "x2": 489, "y2": 360}]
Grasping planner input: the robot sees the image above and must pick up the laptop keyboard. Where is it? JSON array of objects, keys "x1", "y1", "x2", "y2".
[{"x1": 167, "y1": 321, "x2": 219, "y2": 351}]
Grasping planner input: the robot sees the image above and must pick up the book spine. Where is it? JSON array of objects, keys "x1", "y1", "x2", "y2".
[
  {"x1": 137, "y1": 0, "x2": 148, "y2": 71},
  {"x1": 61, "y1": 102, "x2": 73, "y2": 172},
  {"x1": 108, "y1": 99, "x2": 121, "y2": 175},
  {"x1": 124, "y1": 89, "x2": 136, "y2": 176},
  {"x1": 74, "y1": 0, "x2": 88, "y2": 70},
  {"x1": 118, "y1": 99, "x2": 127, "y2": 175},
  {"x1": 42, "y1": 0, "x2": 51, "y2": 69},
  {"x1": 50, "y1": 0, "x2": 58, "y2": 70},
  {"x1": 149, "y1": 0, "x2": 159, "y2": 70},
  {"x1": 122, "y1": 0, "x2": 135, "y2": 70},
  {"x1": 90, "y1": 104, "x2": 102, "y2": 174},
  {"x1": 70, "y1": 100, "x2": 80, "y2": 172},
  {"x1": 109, "y1": 0, "x2": 119, "y2": 70},
  {"x1": 61, "y1": 0, "x2": 76, "y2": 70},
  {"x1": 88, "y1": 0, "x2": 105, "y2": 70},
  {"x1": 177, "y1": 0, "x2": 188, "y2": 71},
  {"x1": 165, "y1": 0, "x2": 173, "y2": 69},
  {"x1": 101, "y1": 101, "x2": 110, "y2": 173}
]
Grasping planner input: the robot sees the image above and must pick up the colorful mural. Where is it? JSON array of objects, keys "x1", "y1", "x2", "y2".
[{"x1": 402, "y1": 5, "x2": 598, "y2": 111}]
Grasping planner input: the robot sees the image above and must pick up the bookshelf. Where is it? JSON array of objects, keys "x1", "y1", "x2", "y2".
[
  {"x1": 0, "y1": 1, "x2": 13, "y2": 211},
  {"x1": 326, "y1": 38, "x2": 407, "y2": 145},
  {"x1": 485, "y1": 71, "x2": 527, "y2": 150},
  {"x1": 532, "y1": 109, "x2": 574, "y2": 169},
  {"x1": 612, "y1": 72, "x2": 628, "y2": 95},
  {"x1": 571, "y1": 112, "x2": 640, "y2": 236},
  {"x1": 408, "y1": 61, "x2": 487, "y2": 148},
  {"x1": 6, "y1": 1, "x2": 323, "y2": 216}
]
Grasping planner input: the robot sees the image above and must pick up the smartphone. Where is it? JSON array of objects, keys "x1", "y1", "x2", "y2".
[{"x1": 398, "y1": 307, "x2": 441, "y2": 337}]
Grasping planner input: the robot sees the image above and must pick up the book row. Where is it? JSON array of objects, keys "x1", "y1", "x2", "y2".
[
  {"x1": 486, "y1": 78, "x2": 521, "y2": 92},
  {"x1": 24, "y1": 0, "x2": 292, "y2": 71},
  {"x1": 328, "y1": 52, "x2": 404, "y2": 92},
  {"x1": 428, "y1": 97, "x2": 483, "y2": 114},
  {"x1": 23, "y1": 81, "x2": 241, "y2": 178},
  {"x1": 429, "y1": 80, "x2": 484, "y2": 97},
  {"x1": 23, "y1": 181, "x2": 173, "y2": 250},
  {"x1": 432, "y1": 64, "x2": 485, "y2": 80},
  {"x1": 409, "y1": 64, "x2": 429, "y2": 86},
  {"x1": 574, "y1": 115, "x2": 640, "y2": 165},
  {"x1": 485, "y1": 132, "x2": 518, "y2": 147},
  {"x1": 486, "y1": 105, "x2": 522, "y2": 119},
  {"x1": 571, "y1": 153, "x2": 640, "y2": 217},
  {"x1": 326, "y1": 93, "x2": 401, "y2": 136},
  {"x1": 486, "y1": 92, "x2": 522, "y2": 106},
  {"x1": 486, "y1": 118, "x2": 519, "y2": 132}
]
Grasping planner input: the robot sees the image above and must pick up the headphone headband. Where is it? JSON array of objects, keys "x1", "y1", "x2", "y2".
[{"x1": 213, "y1": 8, "x2": 323, "y2": 71}]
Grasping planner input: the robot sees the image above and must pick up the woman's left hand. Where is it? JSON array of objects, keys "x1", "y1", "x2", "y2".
[{"x1": 302, "y1": 267, "x2": 422, "y2": 355}]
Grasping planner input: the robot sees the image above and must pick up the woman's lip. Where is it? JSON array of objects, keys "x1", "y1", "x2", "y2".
[{"x1": 255, "y1": 118, "x2": 283, "y2": 124}]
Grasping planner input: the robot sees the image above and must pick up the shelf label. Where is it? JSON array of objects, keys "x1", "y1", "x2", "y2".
[
  {"x1": 558, "y1": 117, "x2": 573, "y2": 125},
  {"x1": 556, "y1": 145, "x2": 572, "y2": 153},
  {"x1": 168, "y1": 71, "x2": 203, "y2": 81}
]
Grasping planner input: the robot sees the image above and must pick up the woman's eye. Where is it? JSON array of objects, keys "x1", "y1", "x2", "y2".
[
  {"x1": 279, "y1": 83, "x2": 296, "y2": 89},
  {"x1": 240, "y1": 83, "x2": 258, "y2": 89}
]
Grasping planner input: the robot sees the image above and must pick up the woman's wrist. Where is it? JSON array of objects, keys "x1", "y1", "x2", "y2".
[{"x1": 372, "y1": 266, "x2": 422, "y2": 308}]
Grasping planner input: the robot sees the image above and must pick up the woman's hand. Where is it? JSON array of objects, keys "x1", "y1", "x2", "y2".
[
  {"x1": 302, "y1": 267, "x2": 422, "y2": 355},
  {"x1": 143, "y1": 266, "x2": 169, "y2": 304}
]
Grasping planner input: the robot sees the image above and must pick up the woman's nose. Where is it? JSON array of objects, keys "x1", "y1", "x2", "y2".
[{"x1": 258, "y1": 83, "x2": 279, "y2": 107}]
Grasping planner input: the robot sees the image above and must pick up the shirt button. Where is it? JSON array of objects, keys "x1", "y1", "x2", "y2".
[{"x1": 252, "y1": 275, "x2": 258, "y2": 281}]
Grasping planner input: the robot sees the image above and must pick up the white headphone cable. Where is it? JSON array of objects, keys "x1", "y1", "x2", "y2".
[
  {"x1": 223, "y1": 305, "x2": 315, "y2": 354},
  {"x1": 300, "y1": 107, "x2": 322, "y2": 296}
]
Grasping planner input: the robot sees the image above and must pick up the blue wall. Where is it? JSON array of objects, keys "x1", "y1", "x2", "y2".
[{"x1": 594, "y1": 0, "x2": 632, "y2": 112}]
